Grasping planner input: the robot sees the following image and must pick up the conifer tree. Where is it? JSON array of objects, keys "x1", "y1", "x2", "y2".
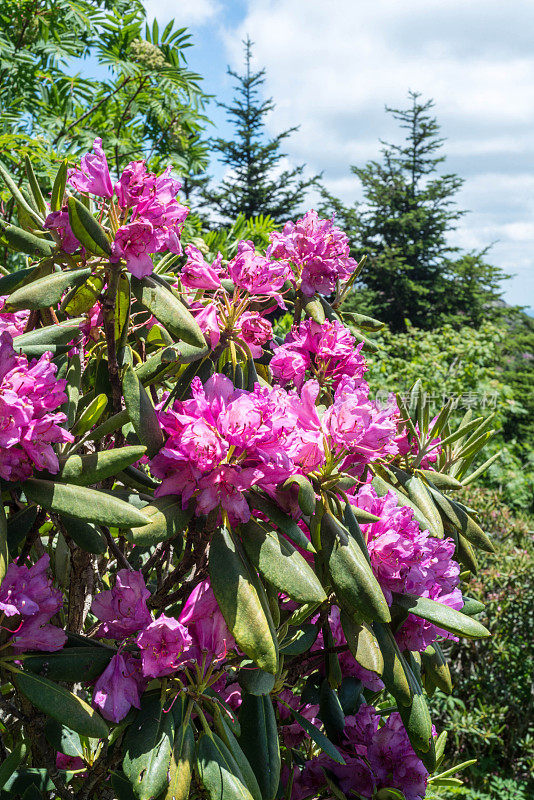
[
  {"x1": 202, "y1": 38, "x2": 319, "y2": 224},
  {"x1": 322, "y1": 92, "x2": 508, "y2": 331}
]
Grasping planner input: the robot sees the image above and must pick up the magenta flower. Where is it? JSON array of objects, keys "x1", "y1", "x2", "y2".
[
  {"x1": 68, "y1": 138, "x2": 113, "y2": 198},
  {"x1": 56, "y1": 753, "x2": 86, "y2": 773},
  {"x1": 179, "y1": 579, "x2": 235, "y2": 662},
  {"x1": 277, "y1": 689, "x2": 320, "y2": 749},
  {"x1": 181, "y1": 246, "x2": 223, "y2": 290},
  {"x1": 91, "y1": 570, "x2": 152, "y2": 639},
  {"x1": 11, "y1": 614, "x2": 67, "y2": 652},
  {"x1": 44, "y1": 208, "x2": 80, "y2": 253},
  {"x1": 238, "y1": 312, "x2": 273, "y2": 357},
  {"x1": 112, "y1": 221, "x2": 157, "y2": 279},
  {"x1": 267, "y1": 210, "x2": 358, "y2": 296},
  {"x1": 136, "y1": 614, "x2": 193, "y2": 678},
  {"x1": 0, "y1": 297, "x2": 29, "y2": 339},
  {"x1": 0, "y1": 333, "x2": 73, "y2": 482},
  {"x1": 228, "y1": 240, "x2": 290, "y2": 307},
  {"x1": 192, "y1": 303, "x2": 221, "y2": 349},
  {"x1": 367, "y1": 712, "x2": 429, "y2": 800},
  {"x1": 93, "y1": 653, "x2": 145, "y2": 723},
  {"x1": 114, "y1": 160, "x2": 152, "y2": 208}
]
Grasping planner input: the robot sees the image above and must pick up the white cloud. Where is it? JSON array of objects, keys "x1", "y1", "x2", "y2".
[
  {"x1": 144, "y1": 0, "x2": 219, "y2": 26},
  {"x1": 221, "y1": 0, "x2": 534, "y2": 306}
]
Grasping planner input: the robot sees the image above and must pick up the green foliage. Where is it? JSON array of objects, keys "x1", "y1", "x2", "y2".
[
  {"x1": 201, "y1": 38, "x2": 319, "y2": 224},
  {"x1": 322, "y1": 92, "x2": 509, "y2": 332}
]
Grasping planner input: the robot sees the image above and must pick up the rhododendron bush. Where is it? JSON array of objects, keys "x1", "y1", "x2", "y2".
[{"x1": 0, "y1": 145, "x2": 497, "y2": 800}]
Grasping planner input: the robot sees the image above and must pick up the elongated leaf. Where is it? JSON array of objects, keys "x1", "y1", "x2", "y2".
[
  {"x1": 238, "y1": 665, "x2": 275, "y2": 696},
  {"x1": 420, "y1": 470, "x2": 462, "y2": 490},
  {"x1": 373, "y1": 622, "x2": 412, "y2": 706},
  {"x1": 321, "y1": 512, "x2": 390, "y2": 624},
  {"x1": 123, "y1": 365, "x2": 164, "y2": 457},
  {"x1": 197, "y1": 733, "x2": 255, "y2": 800},
  {"x1": 342, "y1": 502, "x2": 372, "y2": 566},
  {"x1": 428, "y1": 488, "x2": 495, "y2": 553},
  {"x1": 248, "y1": 492, "x2": 316, "y2": 553},
  {"x1": 303, "y1": 298, "x2": 325, "y2": 324},
  {"x1": 7, "y1": 268, "x2": 91, "y2": 311},
  {"x1": 279, "y1": 702, "x2": 345, "y2": 765},
  {"x1": 343, "y1": 311, "x2": 384, "y2": 332},
  {"x1": 23, "y1": 646, "x2": 113, "y2": 682},
  {"x1": 67, "y1": 197, "x2": 112, "y2": 256},
  {"x1": 24, "y1": 157, "x2": 46, "y2": 217},
  {"x1": 56, "y1": 446, "x2": 147, "y2": 486},
  {"x1": 12, "y1": 670, "x2": 108, "y2": 738},
  {"x1": 23, "y1": 479, "x2": 150, "y2": 528},
  {"x1": 123, "y1": 695, "x2": 176, "y2": 800},
  {"x1": 50, "y1": 160, "x2": 67, "y2": 212},
  {"x1": 126, "y1": 496, "x2": 191, "y2": 547},
  {"x1": 371, "y1": 475, "x2": 435, "y2": 535},
  {"x1": 241, "y1": 519, "x2": 326, "y2": 604},
  {"x1": 213, "y1": 710, "x2": 262, "y2": 800},
  {"x1": 44, "y1": 719, "x2": 95, "y2": 759},
  {"x1": 13, "y1": 319, "x2": 84, "y2": 348},
  {"x1": 209, "y1": 527, "x2": 278, "y2": 674},
  {"x1": 63, "y1": 274, "x2": 104, "y2": 316},
  {"x1": 421, "y1": 642, "x2": 452, "y2": 695},
  {"x1": 60, "y1": 515, "x2": 107, "y2": 554},
  {"x1": 404, "y1": 475, "x2": 443, "y2": 538},
  {"x1": 461, "y1": 596, "x2": 485, "y2": 616},
  {"x1": 238, "y1": 693, "x2": 280, "y2": 800},
  {"x1": 0, "y1": 502, "x2": 7, "y2": 584},
  {"x1": 0, "y1": 742, "x2": 27, "y2": 790},
  {"x1": 392, "y1": 593, "x2": 490, "y2": 639},
  {"x1": 340, "y1": 612, "x2": 383, "y2": 675},
  {"x1": 0, "y1": 223, "x2": 53, "y2": 257},
  {"x1": 165, "y1": 723, "x2": 195, "y2": 800},
  {"x1": 132, "y1": 276, "x2": 205, "y2": 348},
  {"x1": 0, "y1": 161, "x2": 43, "y2": 225},
  {"x1": 71, "y1": 394, "x2": 108, "y2": 436},
  {"x1": 279, "y1": 624, "x2": 320, "y2": 656},
  {"x1": 0, "y1": 266, "x2": 35, "y2": 295},
  {"x1": 319, "y1": 680, "x2": 345, "y2": 744},
  {"x1": 282, "y1": 475, "x2": 316, "y2": 515}
]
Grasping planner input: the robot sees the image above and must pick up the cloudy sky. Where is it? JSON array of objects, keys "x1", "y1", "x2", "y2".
[{"x1": 144, "y1": 0, "x2": 534, "y2": 310}]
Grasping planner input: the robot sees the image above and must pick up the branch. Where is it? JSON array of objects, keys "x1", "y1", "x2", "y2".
[{"x1": 52, "y1": 77, "x2": 131, "y2": 145}]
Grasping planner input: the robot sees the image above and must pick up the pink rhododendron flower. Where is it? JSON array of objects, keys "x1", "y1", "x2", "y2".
[
  {"x1": 91, "y1": 570, "x2": 152, "y2": 639},
  {"x1": 0, "y1": 297, "x2": 29, "y2": 339},
  {"x1": 267, "y1": 210, "x2": 358, "y2": 296},
  {"x1": 68, "y1": 138, "x2": 113, "y2": 198},
  {"x1": 277, "y1": 689, "x2": 320, "y2": 749},
  {"x1": 44, "y1": 208, "x2": 80, "y2": 253},
  {"x1": 179, "y1": 579, "x2": 235, "y2": 661},
  {"x1": 93, "y1": 653, "x2": 145, "y2": 723},
  {"x1": 228, "y1": 240, "x2": 290, "y2": 307},
  {"x1": 367, "y1": 712, "x2": 429, "y2": 800},
  {"x1": 352, "y1": 484, "x2": 462, "y2": 651},
  {"x1": 136, "y1": 614, "x2": 193, "y2": 677},
  {"x1": 114, "y1": 160, "x2": 152, "y2": 208},
  {"x1": 11, "y1": 614, "x2": 67, "y2": 652},
  {"x1": 271, "y1": 319, "x2": 367, "y2": 391},
  {"x1": 238, "y1": 311, "x2": 273, "y2": 357},
  {"x1": 0, "y1": 332, "x2": 73, "y2": 482},
  {"x1": 192, "y1": 303, "x2": 221, "y2": 349},
  {"x1": 181, "y1": 245, "x2": 223, "y2": 290},
  {"x1": 56, "y1": 753, "x2": 86, "y2": 773},
  {"x1": 112, "y1": 221, "x2": 157, "y2": 279}
]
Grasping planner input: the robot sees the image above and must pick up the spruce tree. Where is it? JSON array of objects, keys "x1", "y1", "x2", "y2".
[
  {"x1": 202, "y1": 38, "x2": 319, "y2": 224},
  {"x1": 321, "y1": 92, "x2": 508, "y2": 331}
]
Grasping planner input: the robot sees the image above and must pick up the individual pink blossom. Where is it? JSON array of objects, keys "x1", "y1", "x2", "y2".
[
  {"x1": 112, "y1": 221, "x2": 157, "y2": 279},
  {"x1": 181, "y1": 246, "x2": 223, "y2": 290},
  {"x1": 228, "y1": 240, "x2": 290, "y2": 307},
  {"x1": 192, "y1": 303, "x2": 221, "y2": 349},
  {"x1": 0, "y1": 332, "x2": 73, "y2": 482},
  {"x1": 352, "y1": 484, "x2": 463, "y2": 651},
  {"x1": 267, "y1": 210, "x2": 358, "y2": 297},
  {"x1": 44, "y1": 208, "x2": 80, "y2": 253},
  {"x1": 179, "y1": 579, "x2": 235, "y2": 662},
  {"x1": 93, "y1": 653, "x2": 145, "y2": 723},
  {"x1": 11, "y1": 614, "x2": 67, "y2": 652},
  {"x1": 56, "y1": 753, "x2": 86, "y2": 773},
  {"x1": 238, "y1": 312, "x2": 273, "y2": 357},
  {"x1": 136, "y1": 614, "x2": 193, "y2": 678},
  {"x1": 0, "y1": 297, "x2": 29, "y2": 339},
  {"x1": 196, "y1": 465, "x2": 256, "y2": 523},
  {"x1": 68, "y1": 138, "x2": 113, "y2": 198},
  {"x1": 91, "y1": 570, "x2": 152, "y2": 639},
  {"x1": 114, "y1": 160, "x2": 152, "y2": 208},
  {"x1": 271, "y1": 319, "x2": 367, "y2": 391}
]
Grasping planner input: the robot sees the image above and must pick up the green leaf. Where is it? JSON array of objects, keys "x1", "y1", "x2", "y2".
[
  {"x1": 428, "y1": 488, "x2": 495, "y2": 553},
  {"x1": 403, "y1": 475, "x2": 443, "y2": 538},
  {"x1": 209, "y1": 527, "x2": 278, "y2": 674},
  {"x1": 392, "y1": 593, "x2": 490, "y2": 639},
  {"x1": 71, "y1": 394, "x2": 108, "y2": 436},
  {"x1": 56, "y1": 446, "x2": 147, "y2": 486},
  {"x1": 59, "y1": 515, "x2": 107, "y2": 554},
  {"x1": 126, "y1": 496, "x2": 191, "y2": 547},
  {"x1": 249, "y1": 492, "x2": 316, "y2": 553},
  {"x1": 123, "y1": 695, "x2": 176, "y2": 800},
  {"x1": 0, "y1": 266, "x2": 35, "y2": 295},
  {"x1": 278, "y1": 702, "x2": 345, "y2": 765},
  {"x1": 320, "y1": 512, "x2": 390, "y2": 624},
  {"x1": 238, "y1": 665, "x2": 275, "y2": 696},
  {"x1": 371, "y1": 475, "x2": 436, "y2": 537},
  {"x1": 12, "y1": 670, "x2": 108, "y2": 738},
  {"x1": 461, "y1": 596, "x2": 485, "y2": 616},
  {"x1": 123, "y1": 365, "x2": 165, "y2": 458},
  {"x1": 0, "y1": 502, "x2": 7, "y2": 585},
  {"x1": 0, "y1": 161, "x2": 43, "y2": 225},
  {"x1": 282, "y1": 475, "x2": 316, "y2": 515},
  {"x1": 0, "y1": 223, "x2": 53, "y2": 257},
  {"x1": 131, "y1": 275, "x2": 206, "y2": 349},
  {"x1": 240, "y1": 519, "x2": 326, "y2": 604},
  {"x1": 67, "y1": 197, "x2": 112, "y2": 256},
  {"x1": 343, "y1": 312, "x2": 384, "y2": 332},
  {"x1": 319, "y1": 680, "x2": 345, "y2": 744},
  {"x1": 398, "y1": 693, "x2": 435, "y2": 767},
  {"x1": 340, "y1": 612, "x2": 383, "y2": 676},
  {"x1": 44, "y1": 719, "x2": 94, "y2": 759},
  {"x1": 7, "y1": 268, "x2": 91, "y2": 311},
  {"x1": 50, "y1": 160, "x2": 68, "y2": 212},
  {"x1": 213, "y1": 710, "x2": 262, "y2": 800},
  {"x1": 342, "y1": 502, "x2": 372, "y2": 566},
  {"x1": 13, "y1": 319, "x2": 84, "y2": 348},
  {"x1": 0, "y1": 741, "x2": 27, "y2": 791},
  {"x1": 0, "y1": 768, "x2": 53, "y2": 797},
  {"x1": 237, "y1": 693, "x2": 280, "y2": 800},
  {"x1": 279, "y1": 623, "x2": 320, "y2": 656},
  {"x1": 165, "y1": 723, "x2": 195, "y2": 800},
  {"x1": 63, "y1": 274, "x2": 104, "y2": 316},
  {"x1": 196, "y1": 733, "x2": 256, "y2": 800},
  {"x1": 421, "y1": 642, "x2": 452, "y2": 695},
  {"x1": 419, "y1": 470, "x2": 462, "y2": 490},
  {"x1": 22, "y1": 646, "x2": 114, "y2": 683},
  {"x1": 22, "y1": 479, "x2": 150, "y2": 529},
  {"x1": 7, "y1": 505, "x2": 37, "y2": 554},
  {"x1": 373, "y1": 622, "x2": 413, "y2": 706},
  {"x1": 303, "y1": 298, "x2": 325, "y2": 324}
]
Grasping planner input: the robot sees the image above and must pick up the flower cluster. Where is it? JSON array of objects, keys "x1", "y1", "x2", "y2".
[
  {"x1": 267, "y1": 210, "x2": 358, "y2": 296},
  {"x1": 90, "y1": 571, "x2": 233, "y2": 722},
  {"x1": 0, "y1": 332, "x2": 73, "y2": 481},
  {"x1": 0, "y1": 555, "x2": 66, "y2": 652},
  {"x1": 288, "y1": 705, "x2": 430, "y2": 800},
  {"x1": 352, "y1": 483, "x2": 463, "y2": 651},
  {"x1": 271, "y1": 318, "x2": 367, "y2": 391}
]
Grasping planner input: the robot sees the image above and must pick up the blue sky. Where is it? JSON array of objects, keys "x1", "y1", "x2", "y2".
[{"x1": 141, "y1": 0, "x2": 534, "y2": 311}]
